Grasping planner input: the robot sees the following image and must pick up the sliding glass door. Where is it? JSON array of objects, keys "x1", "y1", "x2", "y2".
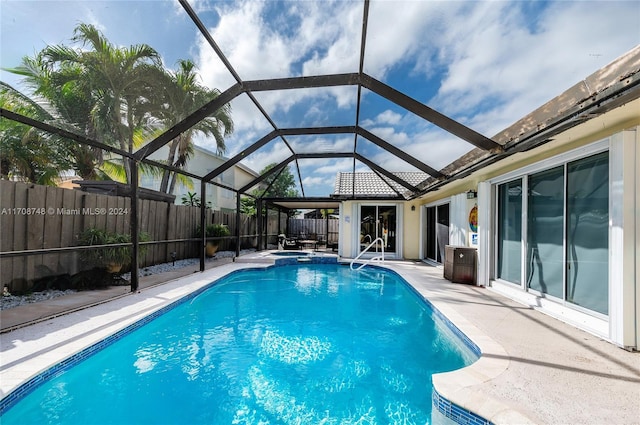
[
  {"x1": 497, "y1": 180, "x2": 522, "y2": 283},
  {"x1": 495, "y1": 151, "x2": 609, "y2": 315},
  {"x1": 424, "y1": 203, "x2": 449, "y2": 263},
  {"x1": 359, "y1": 205, "x2": 397, "y2": 254},
  {"x1": 527, "y1": 166, "x2": 565, "y2": 299},
  {"x1": 566, "y1": 152, "x2": 609, "y2": 314}
]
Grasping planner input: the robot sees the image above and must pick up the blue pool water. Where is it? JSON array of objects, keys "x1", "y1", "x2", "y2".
[{"x1": 1, "y1": 263, "x2": 477, "y2": 425}]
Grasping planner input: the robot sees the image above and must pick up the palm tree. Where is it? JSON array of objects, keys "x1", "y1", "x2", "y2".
[
  {"x1": 3, "y1": 24, "x2": 232, "y2": 189},
  {"x1": 157, "y1": 59, "x2": 233, "y2": 194},
  {"x1": 5, "y1": 53, "x2": 108, "y2": 180},
  {"x1": 38, "y1": 23, "x2": 165, "y2": 184},
  {"x1": 0, "y1": 82, "x2": 74, "y2": 184}
]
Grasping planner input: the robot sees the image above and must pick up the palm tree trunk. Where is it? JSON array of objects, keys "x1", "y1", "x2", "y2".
[
  {"x1": 160, "y1": 139, "x2": 179, "y2": 193},
  {"x1": 168, "y1": 170, "x2": 179, "y2": 195}
]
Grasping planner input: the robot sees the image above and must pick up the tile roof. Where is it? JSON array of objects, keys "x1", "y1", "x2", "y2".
[{"x1": 333, "y1": 172, "x2": 429, "y2": 198}]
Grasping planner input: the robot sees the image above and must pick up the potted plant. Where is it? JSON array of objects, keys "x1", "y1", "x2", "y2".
[
  {"x1": 198, "y1": 223, "x2": 230, "y2": 257},
  {"x1": 77, "y1": 228, "x2": 149, "y2": 273}
]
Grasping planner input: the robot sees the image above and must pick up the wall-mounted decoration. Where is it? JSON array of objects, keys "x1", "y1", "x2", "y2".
[{"x1": 468, "y1": 204, "x2": 478, "y2": 232}]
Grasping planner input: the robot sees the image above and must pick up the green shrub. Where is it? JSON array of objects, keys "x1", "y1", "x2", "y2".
[
  {"x1": 77, "y1": 228, "x2": 150, "y2": 270},
  {"x1": 196, "y1": 223, "x2": 230, "y2": 238}
]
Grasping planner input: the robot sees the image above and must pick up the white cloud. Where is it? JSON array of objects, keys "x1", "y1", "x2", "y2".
[
  {"x1": 300, "y1": 2, "x2": 362, "y2": 75},
  {"x1": 313, "y1": 158, "x2": 356, "y2": 175},
  {"x1": 289, "y1": 135, "x2": 354, "y2": 154},
  {"x1": 237, "y1": 138, "x2": 294, "y2": 173},
  {"x1": 366, "y1": 126, "x2": 411, "y2": 147},
  {"x1": 193, "y1": 0, "x2": 370, "y2": 149},
  {"x1": 301, "y1": 175, "x2": 328, "y2": 187},
  {"x1": 363, "y1": 124, "x2": 474, "y2": 172},
  {"x1": 431, "y1": 1, "x2": 640, "y2": 119},
  {"x1": 377, "y1": 110, "x2": 402, "y2": 125},
  {"x1": 363, "y1": 1, "x2": 446, "y2": 78}
]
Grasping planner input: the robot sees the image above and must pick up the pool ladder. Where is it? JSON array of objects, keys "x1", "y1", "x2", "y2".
[{"x1": 350, "y1": 237, "x2": 385, "y2": 270}]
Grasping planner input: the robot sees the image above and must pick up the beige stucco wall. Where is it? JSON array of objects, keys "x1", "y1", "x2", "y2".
[
  {"x1": 338, "y1": 201, "x2": 355, "y2": 257},
  {"x1": 402, "y1": 201, "x2": 421, "y2": 259}
]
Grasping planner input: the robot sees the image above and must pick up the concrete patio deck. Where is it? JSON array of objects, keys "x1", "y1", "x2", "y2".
[{"x1": 1, "y1": 256, "x2": 638, "y2": 424}]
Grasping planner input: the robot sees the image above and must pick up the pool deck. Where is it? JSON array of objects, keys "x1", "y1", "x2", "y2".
[{"x1": 1, "y1": 256, "x2": 639, "y2": 424}]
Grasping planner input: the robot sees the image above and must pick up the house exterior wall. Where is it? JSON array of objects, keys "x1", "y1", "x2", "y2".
[
  {"x1": 337, "y1": 200, "x2": 405, "y2": 259},
  {"x1": 403, "y1": 201, "x2": 421, "y2": 259},
  {"x1": 336, "y1": 201, "x2": 355, "y2": 257},
  {"x1": 143, "y1": 145, "x2": 258, "y2": 211},
  {"x1": 609, "y1": 128, "x2": 638, "y2": 349},
  {"x1": 408, "y1": 99, "x2": 639, "y2": 349},
  {"x1": 332, "y1": 48, "x2": 639, "y2": 349}
]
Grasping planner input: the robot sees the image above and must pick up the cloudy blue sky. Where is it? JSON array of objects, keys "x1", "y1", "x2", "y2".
[{"x1": 1, "y1": 0, "x2": 639, "y2": 196}]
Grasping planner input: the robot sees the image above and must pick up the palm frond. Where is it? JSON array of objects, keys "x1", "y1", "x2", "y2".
[{"x1": 99, "y1": 159, "x2": 127, "y2": 183}]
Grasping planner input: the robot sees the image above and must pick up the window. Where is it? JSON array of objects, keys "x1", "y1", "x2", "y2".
[{"x1": 222, "y1": 188, "x2": 233, "y2": 199}]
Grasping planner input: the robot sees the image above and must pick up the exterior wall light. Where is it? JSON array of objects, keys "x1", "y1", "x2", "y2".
[{"x1": 466, "y1": 190, "x2": 477, "y2": 199}]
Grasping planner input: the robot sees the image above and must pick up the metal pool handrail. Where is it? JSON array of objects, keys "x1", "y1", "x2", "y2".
[{"x1": 350, "y1": 237, "x2": 385, "y2": 270}]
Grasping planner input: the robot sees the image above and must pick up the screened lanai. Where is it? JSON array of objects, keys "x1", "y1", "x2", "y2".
[{"x1": 1, "y1": 0, "x2": 638, "y2": 291}]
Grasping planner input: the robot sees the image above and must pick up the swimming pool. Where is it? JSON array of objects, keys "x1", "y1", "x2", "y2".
[{"x1": 1, "y1": 263, "x2": 478, "y2": 424}]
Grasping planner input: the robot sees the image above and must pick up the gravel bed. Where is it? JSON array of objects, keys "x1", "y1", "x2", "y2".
[
  {"x1": 1, "y1": 289, "x2": 76, "y2": 311},
  {"x1": 0, "y1": 250, "x2": 255, "y2": 311},
  {"x1": 122, "y1": 250, "x2": 254, "y2": 279}
]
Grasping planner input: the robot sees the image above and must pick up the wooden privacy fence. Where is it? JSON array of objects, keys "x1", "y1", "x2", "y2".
[
  {"x1": 0, "y1": 181, "x2": 256, "y2": 292},
  {"x1": 287, "y1": 218, "x2": 339, "y2": 243}
]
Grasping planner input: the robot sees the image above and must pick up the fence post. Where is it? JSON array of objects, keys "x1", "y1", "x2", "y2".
[
  {"x1": 199, "y1": 181, "x2": 206, "y2": 272},
  {"x1": 130, "y1": 160, "x2": 140, "y2": 292},
  {"x1": 235, "y1": 193, "x2": 241, "y2": 257},
  {"x1": 257, "y1": 198, "x2": 263, "y2": 251}
]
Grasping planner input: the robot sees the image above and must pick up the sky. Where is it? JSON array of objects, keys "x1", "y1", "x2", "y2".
[{"x1": 1, "y1": 0, "x2": 639, "y2": 197}]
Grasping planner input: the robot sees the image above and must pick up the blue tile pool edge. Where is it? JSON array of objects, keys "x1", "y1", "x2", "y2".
[
  {"x1": 0, "y1": 257, "x2": 338, "y2": 414},
  {"x1": 433, "y1": 388, "x2": 495, "y2": 425}
]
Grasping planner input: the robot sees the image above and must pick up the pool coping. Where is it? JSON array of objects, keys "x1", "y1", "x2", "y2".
[{"x1": 1, "y1": 259, "x2": 532, "y2": 424}]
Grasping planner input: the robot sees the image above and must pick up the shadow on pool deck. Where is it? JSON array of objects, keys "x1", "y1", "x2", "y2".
[{"x1": 1, "y1": 257, "x2": 638, "y2": 424}]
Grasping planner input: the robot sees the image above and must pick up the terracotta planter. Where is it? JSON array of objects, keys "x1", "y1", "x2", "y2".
[
  {"x1": 206, "y1": 242, "x2": 219, "y2": 257},
  {"x1": 106, "y1": 262, "x2": 123, "y2": 273}
]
